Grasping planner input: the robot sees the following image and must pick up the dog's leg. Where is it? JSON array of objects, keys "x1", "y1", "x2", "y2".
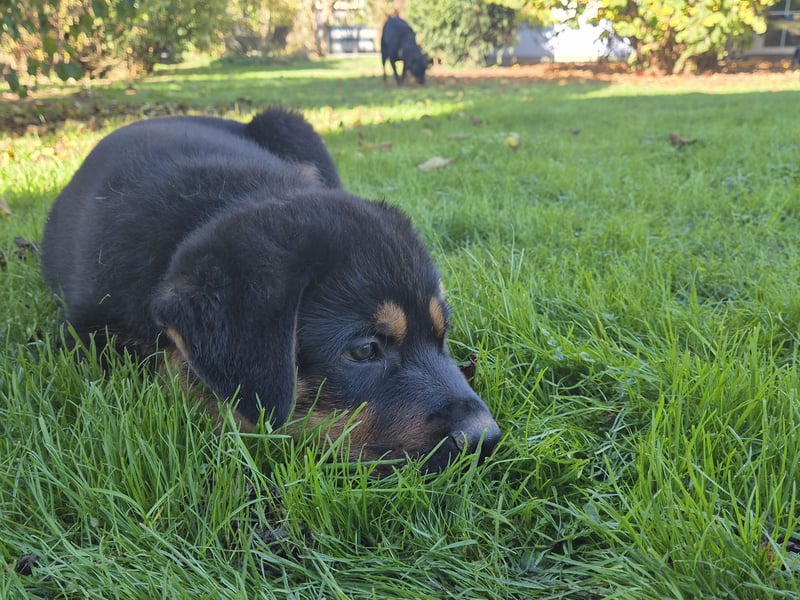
[{"x1": 391, "y1": 58, "x2": 402, "y2": 85}]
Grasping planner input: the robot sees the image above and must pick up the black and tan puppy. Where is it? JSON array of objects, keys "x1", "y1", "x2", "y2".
[{"x1": 41, "y1": 108, "x2": 499, "y2": 472}]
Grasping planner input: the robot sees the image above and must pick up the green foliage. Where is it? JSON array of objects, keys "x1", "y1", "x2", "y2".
[
  {"x1": 0, "y1": 0, "x2": 296, "y2": 95},
  {"x1": 597, "y1": 0, "x2": 771, "y2": 73},
  {"x1": 1, "y1": 0, "x2": 132, "y2": 94},
  {"x1": 405, "y1": 0, "x2": 518, "y2": 65},
  {"x1": 128, "y1": 0, "x2": 234, "y2": 64},
  {"x1": 516, "y1": 0, "x2": 771, "y2": 73}
]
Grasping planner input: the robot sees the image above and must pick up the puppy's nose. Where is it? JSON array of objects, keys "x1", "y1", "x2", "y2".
[{"x1": 450, "y1": 417, "x2": 501, "y2": 460}]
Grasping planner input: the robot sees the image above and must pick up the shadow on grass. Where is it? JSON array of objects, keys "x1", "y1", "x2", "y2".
[{"x1": 1, "y1": 56, "x2": 616, "y2": 136}]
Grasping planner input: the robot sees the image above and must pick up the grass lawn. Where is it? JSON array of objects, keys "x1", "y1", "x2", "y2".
[{"x1": 2, "y1": 55, "x2": 800, "y2": 598}]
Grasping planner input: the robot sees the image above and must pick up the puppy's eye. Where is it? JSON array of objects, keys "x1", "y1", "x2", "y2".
[{"x1": 347, "y1": 339, "x2": 381, "y2": 362}]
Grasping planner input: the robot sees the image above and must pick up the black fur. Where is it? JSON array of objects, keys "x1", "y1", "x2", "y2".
[
  {"x1": 381, "y1": 16, "x2": 429, "y2": 85},
  {"x1": 42, "y1": 108, "x2": 499, "y2": 471}
]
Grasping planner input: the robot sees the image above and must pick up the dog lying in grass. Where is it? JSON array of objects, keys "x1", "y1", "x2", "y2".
[{"x1": 41, "y1": 108, "x2": 499, "y2": 472}]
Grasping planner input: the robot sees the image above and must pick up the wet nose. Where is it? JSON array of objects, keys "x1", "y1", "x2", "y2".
[{"x1": 450, "y1": 417, "x2": 501, "y2": 461}]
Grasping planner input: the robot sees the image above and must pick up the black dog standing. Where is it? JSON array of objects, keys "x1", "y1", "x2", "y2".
[
  {"x1": 381, "y1": 16, "x2": 429, "y2": 85},
  {"x1": 41, "y1": 108, "x2": 499, "y2": 472}
]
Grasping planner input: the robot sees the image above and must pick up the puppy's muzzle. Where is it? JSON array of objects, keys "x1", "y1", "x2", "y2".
[{"x1": 448, "y1": 405, "x2": 501, "y2": 461}]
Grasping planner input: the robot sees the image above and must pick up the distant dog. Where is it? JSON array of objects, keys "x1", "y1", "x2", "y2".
[
  {"x1": 41, "y1": 108, "x2": 499, "y2": 472},
  {"x1": 381, "y1": 16, "x2": 429, "y2": 85}
]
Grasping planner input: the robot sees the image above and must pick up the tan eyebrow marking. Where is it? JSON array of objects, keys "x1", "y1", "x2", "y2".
[
  {"x1": 429, "y1": 296, "x2": 446, "y2": 338},
  {"x1": 374, "y1": 301, "x2": 408, "y2": 343}
]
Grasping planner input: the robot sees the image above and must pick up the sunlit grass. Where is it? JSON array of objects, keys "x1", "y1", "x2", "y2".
[{"x1": 2, "y1": 57, "x2": 800, "y2": 597}]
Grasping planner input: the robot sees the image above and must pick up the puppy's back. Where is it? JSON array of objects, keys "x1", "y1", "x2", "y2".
[{"x1": 42, "y1": 113, "x2": 328, "y2": 346}]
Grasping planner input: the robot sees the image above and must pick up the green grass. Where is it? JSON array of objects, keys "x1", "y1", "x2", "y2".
[{"x1": 2, "y1": 56, "x2": 800, "y2": 597}]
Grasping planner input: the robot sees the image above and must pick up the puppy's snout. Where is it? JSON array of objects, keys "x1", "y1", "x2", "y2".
[{"x1": 449, "y1": 411, "x2": 501, "y2": 460}]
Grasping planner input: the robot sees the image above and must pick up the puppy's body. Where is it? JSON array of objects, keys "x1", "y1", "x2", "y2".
[{"x1": 42, "y1": 108, "x2": 499, "y2": 471}]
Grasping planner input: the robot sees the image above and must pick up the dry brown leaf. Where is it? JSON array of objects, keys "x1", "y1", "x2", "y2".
[
  {"x1": 417, "y1": 156, "x2": 454, "y2": 172},
  {"x1": 459, "y1": 354, "x2": 478, "y2": 384},
  {"x1": 669, "y1": 132, "x2": 696, "y2": 148},
  {"x1": 13, "y1": 236, "x2": 39, "y2": 259}
]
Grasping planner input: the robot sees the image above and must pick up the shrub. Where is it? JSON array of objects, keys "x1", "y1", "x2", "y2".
[{"x1": 405, "y1": 0, "x2": 517, "y2": 65}]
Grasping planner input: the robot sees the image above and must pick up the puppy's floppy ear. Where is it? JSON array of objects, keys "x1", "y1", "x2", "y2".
[{"x1": 150, "y1": 248, "x2": 306, "y2": 429}]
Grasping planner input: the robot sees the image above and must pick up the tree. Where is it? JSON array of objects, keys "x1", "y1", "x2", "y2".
[
  {"x1": 1, "y1": 0, "x2": 233, "y2": 95},
  {"x1": 129, "y1": 0, "x2": 233, "y2": 65},
  {"x1": 405, "y1": 0, "x2": 518, "y2": 65},
  {"x1": 494, "y1": 0, "x2": 772, "y2": 73},
  {"x1": 227, "y1": 0, "x2": 299, "y2": 55},
  {"x1": 1, "y1": 0, "x2": 135, "y2": 95}
]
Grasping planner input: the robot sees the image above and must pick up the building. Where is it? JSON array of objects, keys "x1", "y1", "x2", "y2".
[{"x1": 748, "y1": 0, "x2": 800, "y2": 57}]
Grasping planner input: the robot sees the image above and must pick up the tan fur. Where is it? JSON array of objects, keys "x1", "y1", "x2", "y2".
[
  {"x1": 374, "y1": 301, "x2": 408, "y2": 342},
  {"x1": 166, "y1": 327, "x2": 189, "y2": 361},
  {"x1": 429, "y1": 296, "x2": 446, "y2": 338},
  {"x1": 296, "y1": 162, "x2": 323, "y2": 185},
  {"x1": 291, "y1": 379, "x2": 382, "y2": 461}
]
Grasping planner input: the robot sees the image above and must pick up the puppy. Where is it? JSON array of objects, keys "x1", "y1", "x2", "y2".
[
  {"x1": 381, "y1": 16, "x2": 429, "y2": 85},
  {"x1": 41, "y1": 108, "x2": 499, "y2": 472}
]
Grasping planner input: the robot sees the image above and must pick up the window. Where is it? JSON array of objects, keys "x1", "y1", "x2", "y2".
[{"x1": 765, "y1": 0, "x2": 800, "y2": 48}]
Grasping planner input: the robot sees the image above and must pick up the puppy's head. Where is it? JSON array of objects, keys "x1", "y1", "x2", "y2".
[{"x1": 151, "y1": 192, "x2": 499, "y2": 471}]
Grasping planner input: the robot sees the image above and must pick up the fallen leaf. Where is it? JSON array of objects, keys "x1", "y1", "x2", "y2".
[
  {"x1": 669, "y1": 132, "x2": 696, "y2": 148},
  {"x1": 458, "y1": 354, "x2": 478, "y2": 384},
  {"x1": 356, "y1": 139, "x2": 392, "y2": 153},
  {"x1": 13, "y1": 236, "x2": 39, "y2": 259},
  {"x1": 15, "y1": 554, "x2": 39, "y2": 576},
  {"x1": 0, "y1": 197, "x2": 10, "y2": 217},
  {"x1": 417, "y1": 156, "x2": 454, "y2": 172},
  {"x1": 504, "y1": 132, "x2": 521, "y2": 150}
]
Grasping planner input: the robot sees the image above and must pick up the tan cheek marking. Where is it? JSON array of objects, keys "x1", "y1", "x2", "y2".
[
  {"x1": 429, "y1": 296, "x2": 446, "y2": 338},
  {"x1": 374, "y1": 301, "x2": 407, "y2": 343},
  {"x1": 291, "y1": 380, "x2": 381, "y2": 461},
  {"x1": 343, "y1": 403, "x2": 381, "y2": 461},
  {"x1": 290, "y1": 378, "x2": 348, "y2": 437},
  {"x1": 291, "y1": 378, "x2": 318, "y2": 421}
]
